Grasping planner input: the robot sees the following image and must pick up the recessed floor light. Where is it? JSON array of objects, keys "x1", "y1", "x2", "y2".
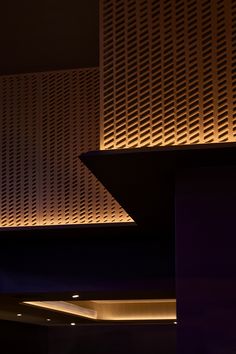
[
  {"x1": 72, "y1": 294, "x2": 79, "y2": 299},
  {"x1": 46, "y1": 319, "x2": 51, "y2": 322},
  {"x1": 174, "y1": 321, "x2": 177, "y2": 324},
  {"x1": 17, "y1": 314, "x2": 22, "y2": 317},
  {"x1": 70, "y1": 322, "x2": 76, "y2": 326}
]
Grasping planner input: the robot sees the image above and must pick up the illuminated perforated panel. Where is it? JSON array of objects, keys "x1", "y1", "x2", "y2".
[
  {"x1": 0, "y1": 74, "x2": 41, "y2": 226},
  {"x1": 100, "y1": 0, "x2": 236, "y2": 149},
  {"x1": 0, "y1": 69, "x2": 131, "y2": 227}
]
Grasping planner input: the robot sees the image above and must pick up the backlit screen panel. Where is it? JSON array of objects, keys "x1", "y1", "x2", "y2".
[
  {"x1": 0, "y1": 69, "x2": 131, "y2": 227},
  {"x1": 100, "y1": 0, "x2": 236, "y2": 149}
]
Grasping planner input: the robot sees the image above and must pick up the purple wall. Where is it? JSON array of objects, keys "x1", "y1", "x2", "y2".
[{"x1": 176, "y1": 166, "x2": 236, "y2": 354}]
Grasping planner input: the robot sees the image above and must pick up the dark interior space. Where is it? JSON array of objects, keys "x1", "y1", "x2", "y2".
[
  {"x1": 0, "y1": 222, "x2": 175, "y2": 353},
  {"x1": 0, "y1": 0, "x2": 99, "y2": 75},
  {"x1": 0, "y1": 320, "x2": 47, "y2": 354},
  {"x1": 0, "y1": 224, "x2": 174, "y2": 297},
  {"x1": 2, "y1": 0, "x2": 234, "y2": 351},
  {"x1": 0, "y1": 320, "x2": 176, "y2": 354},
  {"x1": 48, "y1": 323, "x2": 176, "y2": 354},
  {"x1": 176, "y1": 166, "x2": 236, "y2": 354},
  {"x1": 81, "y1": 142, "x2": 236, "y2": 231}
]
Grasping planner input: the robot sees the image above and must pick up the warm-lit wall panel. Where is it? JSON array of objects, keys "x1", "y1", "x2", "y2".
[
  {"x1": 100, "y1": 0, "x2": 236, "y2": 149},
  {"x1": 0, "y1": 69, "x2": 131, "y2": 227},
  {"x1": 0, "y1": 74, "x2": 41, "y2": 226}
]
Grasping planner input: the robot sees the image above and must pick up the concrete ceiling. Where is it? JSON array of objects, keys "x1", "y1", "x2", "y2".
[{"x1": 0, "y1": 0, "x2": 99, "y2": 75}]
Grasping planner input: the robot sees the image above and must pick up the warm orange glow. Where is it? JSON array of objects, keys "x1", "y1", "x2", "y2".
[
  {"x1": 23, "y1": 301, "x2": 97, "y2": 320},
  {"x1": 24, "y1": 299, "x2": 176, "y2": 321},
  {"x1": 100, "y1": 0, "x2": 236, "y2": 150},
  {"x1": 0, "y1": 69, "x2": 132, "y2": 228},
  {"x1": 0, "y1": 220, "x2": 133, "y2": 229}
]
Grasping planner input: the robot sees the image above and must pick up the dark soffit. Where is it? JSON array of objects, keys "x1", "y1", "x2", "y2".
[{"x1": 80, "y1": 142, "x2": 236, "y2": 232}]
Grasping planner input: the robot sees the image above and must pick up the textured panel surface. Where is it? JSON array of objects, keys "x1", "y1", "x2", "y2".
[
  {"x1": 0, "y1": 74, "x2": 41, "y2": 226},
  {"x1": 100, "y1": 0, "x2": 236, "y2": 149},
  {"x1": 0, "y1": 69, "x2": 131, "y2": 227}
]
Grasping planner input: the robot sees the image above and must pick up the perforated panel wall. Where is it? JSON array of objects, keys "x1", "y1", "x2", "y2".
[
  {"x1": 100, "y1": 0, "x2": 236, "y2": 149},
  {"x1": 0, "y1": 69, "x2": 131, "y2": 227},
  {"x1": 0, "y1": 74, "x2": 41, "y2": 226}
]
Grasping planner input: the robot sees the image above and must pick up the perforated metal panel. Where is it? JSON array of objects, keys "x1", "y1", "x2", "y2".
[
  {"x1": 0, "y1": 74, "x2": 41, "y2": 226},
  {"x1": 0, "y1": 69, "x2": 131, "y2": 227},
  {"x1": 100, "y1": 0, "x2": 236, "y2": 149}
]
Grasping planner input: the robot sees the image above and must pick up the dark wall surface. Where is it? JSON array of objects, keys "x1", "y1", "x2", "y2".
[
  {"x1": 0, "y1": 0, "x2": 99, "y2": 75},
  {"x1": 48, "y1": 324, "x2": 176, "y2": 354},
  {"x1": 0, "y1": 321, "x2": 176, "y2": 354},
  {"x1": 0, "y1": 320, "x2": 47, "y2": 354},
  {"x1": 0, "y1": 224, "x2": 174, "y2": 297},
  {"x1": 176, "y1": 166, "x2": 236, "y2": 354}
]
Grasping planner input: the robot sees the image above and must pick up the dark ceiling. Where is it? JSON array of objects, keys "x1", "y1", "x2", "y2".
[
  {"x1": 0, "y1": 224, "x2": 174, "y2": 297},
  {"x1": 0, "y1": 0, "x2": 99, "y2": 75},
  {"x1": 0, "y1": 224, "x2": 175, "y2": 325}
]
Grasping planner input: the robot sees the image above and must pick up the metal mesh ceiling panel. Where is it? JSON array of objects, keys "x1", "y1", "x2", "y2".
[
  {"x1": 0, "y1": 69, "x2": 131, "y2": 227},
  {"x1": 100, "y1": 0, "x2": 236, "y2": 149}
]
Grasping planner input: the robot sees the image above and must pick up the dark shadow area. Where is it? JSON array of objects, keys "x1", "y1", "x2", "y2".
[
  {"x1": 176, "y1": 166, "x2": 236, "y2": 354},
  {"x1": 0, "y1": 224, "x2": 175, "y2": 298},
  {"x1": 48, "y1": 323, "x2": 176, "y2": 354},
  {"x1": 0, "y1": 320, "x2": 47, "y2": 354},
  {"x1": 0, "y1": 0, "x2": 99, "y2": 75},
  {"x1": 81, "y1": 142, "x2": 236, "y2": 232}
]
